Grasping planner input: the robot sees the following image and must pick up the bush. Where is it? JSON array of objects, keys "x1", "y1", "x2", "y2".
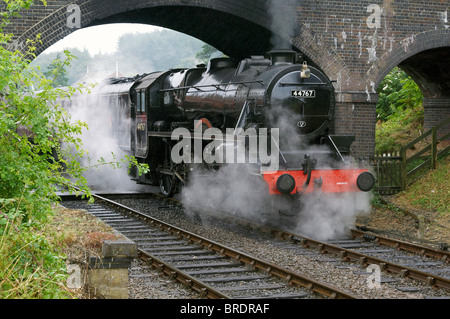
[
  {"x1": 376, "y1": 67, "x2": 423, "y2": 122},
  {"x1": 0, "y1": 1, "x2": 148, "y2": 298},
  {"x1": 0, "y1": 0, "x2": 89, "y2": 298},
  {"x1": 375, "y1": 105, "x2": 424, "y2": 153},
  {"x1": 375, "y1": 67, "x2": 424, "y2": 153}
]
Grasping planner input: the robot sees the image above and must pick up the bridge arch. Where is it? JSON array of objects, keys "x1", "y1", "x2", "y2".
[
  {"x1": 367, "y1": 29, "x2": 450, "y2": 130},
  {"x1": 368, "y1": 29, "x2": 450, "y2": 97},
  {"x1": 9, "y1": 1, "x2": 326, "y2": 66}
]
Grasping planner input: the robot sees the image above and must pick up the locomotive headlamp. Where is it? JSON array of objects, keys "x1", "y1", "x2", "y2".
[
  {"x1": 276, "y1": 174, "x2": 296, "y2": 194},
  {"x1": 300, "y1": 61, "x2": 311, "y2": 79},
  {"x1": 356, "y1": 172, "x2": 375, "y2": 192}
]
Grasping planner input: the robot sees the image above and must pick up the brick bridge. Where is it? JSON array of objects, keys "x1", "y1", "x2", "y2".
[{"x1": 3, "y1": 0, "x2": 450, "y2": 159}]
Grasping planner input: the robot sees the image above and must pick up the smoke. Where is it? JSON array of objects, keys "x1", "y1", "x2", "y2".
[
  {"x1": 181, "y1": 163, "x2": 271, "y2": 222},
  {"x1": 294, "y1": 192, "x2": 372, "y2": 240},
  {"x1": 267, "y1": 0, "x2": 299, "y2": 49},
  {"x1": 266, "y1": 103, "x2": 309, "y2": 151},
  {"x1": 65, "y1": 82, "x2": 145, "y2": 193}
]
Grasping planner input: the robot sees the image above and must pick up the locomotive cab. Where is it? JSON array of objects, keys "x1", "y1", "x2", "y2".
[{"x1": 129, "y1": 71, "x2": 178, "y2": 186}]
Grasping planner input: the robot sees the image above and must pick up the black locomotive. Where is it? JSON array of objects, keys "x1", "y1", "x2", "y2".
[{"x1": 90, "y1": 50, "x2": 374, "y2": 211}]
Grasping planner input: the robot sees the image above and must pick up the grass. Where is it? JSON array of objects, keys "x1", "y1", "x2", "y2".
[
  {"x1": 0, "y1": 204, "x2": 119, "y2": 299},
  {"x1": 359, "y1": 155, "x2": 449, "y2": 245},
  {"x1": 392, "y1": 155, "x2": 449, "y2": 217},
  {"x1": 375, "y1": 105, "x2": 424, "y2": 153},
  {"x1": 0, "y1": 216, "x2": 71, "y2": 298},
  {"x1": 367, "y1": 102, "x2": 449, "y2": 244}
]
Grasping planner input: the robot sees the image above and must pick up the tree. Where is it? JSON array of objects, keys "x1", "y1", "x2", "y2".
[
  {"x1": 43, "y1": 52, "x2": 69, "y2": 87},
  {"x1": 375, "y1": 67, "x2": 424, "y2": 153},
  {"x1": 195, "y1": 44, "x2": 221, "y2": 64},
  {"x1": 0, "y1": 46, "x2": 92, "y2": 223},
  {"x1": 0, "y1": 1, "x2": 102, "y2": 224},
  {"x1": 376, "y1": 67, "x2": 423, "y2": 122},
  {"x1": 0, "y1": 0, "x2": 87, "y2": 298}
]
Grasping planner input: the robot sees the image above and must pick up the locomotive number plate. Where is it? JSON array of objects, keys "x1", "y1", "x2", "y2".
[{"x1": 291, "y1": 90, "x2": 316, "y2": 98}]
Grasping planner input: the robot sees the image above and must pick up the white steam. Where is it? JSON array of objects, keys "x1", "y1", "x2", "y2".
[
  {"x1": 181, "y1": 163, "x2": 270, "y2": 222},
  {"x1": 267, "y1": 0, "x2": 299, "y2": 49},
  {"x1": 66, "y1": 83, "x2": 144, "y2": 192},
  {"x1": 294, "y1": 192, "x2": 372, "y2": 240}
]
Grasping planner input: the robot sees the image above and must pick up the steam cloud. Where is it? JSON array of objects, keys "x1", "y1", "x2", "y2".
[
  {"x1": 267, "y1": 0, "x2": 299, "y2": 49},
  {"x1": 66, "y1": 83, "x2": 145, "y2": 193}
]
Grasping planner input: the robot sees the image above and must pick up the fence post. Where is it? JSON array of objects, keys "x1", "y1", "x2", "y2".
[
  {"x1": 431, "y1": 126, "x2": 437, "y2": 170},
  {"x1": 400, "y1": 147, "x2": 407, "y2": 190}
]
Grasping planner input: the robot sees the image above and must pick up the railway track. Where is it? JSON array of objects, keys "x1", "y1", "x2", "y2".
[
  {"x1": 175, "y1": 198, "x2": 450, "y2": 292},
  {"x1": 61, "y1": 191, "x2": 449, "y2": 298},
  {"x1": 61, "y1": 193, "x2": 357, "y2": 299},
  {"x1": 272, "y1": 228, "x2": 450, "y2": 292}
]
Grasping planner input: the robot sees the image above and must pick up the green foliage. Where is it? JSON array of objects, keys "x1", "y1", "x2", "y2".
[
  {"x1": 43, "y1": 52, "x2": 70, "y2": 87},
  {"x1": 32, "y1": 48, "x2": 91, "y2": 86},
  {"x1": 0, "y1": 0, "x2": 88, "y2": 298},
  {"x1": 0, "y1": 0, "x2": 152, "y2": 299},
  {"x1": 32, "y1": 30, "x2": 224, "y2": 85},
  {"x1": 375, "y1": 105, "x2": 424, "y2": 153},
  {"x1": 0, "y1": 210, "x2": 71, "y2": 298},
  {"x1": 376, "y1": 67, "x2": 423, "y2": 122},
  {"x1": 195, "y1": 44, "x2": 221, "y2": 64},
  {"x1": 0, "y1": 1, "x2": 71, "y2": 298},
  {"x1": 32, "y1": 30, "x2": 214, "y2": 84},
  {"x1": 399, "y1": 156, "x2": 449, "y2": 214},
  {"x1": 0, "y1": 44, "x2": 92, "y2": 222},
  {"x1": 375, "y1": 67, "x2": 424, "y2": 153},
  {"x1": 115, "y1": 29, "x2": 206, "y2": 71}
]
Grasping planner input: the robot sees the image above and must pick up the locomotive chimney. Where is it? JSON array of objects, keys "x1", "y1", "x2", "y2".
[{"x1": 266, "y1": 50, "x2": 299, "y2": 65}]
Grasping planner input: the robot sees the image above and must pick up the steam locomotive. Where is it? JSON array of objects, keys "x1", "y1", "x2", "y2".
[{"x1": 88, "y1": 50, "x2": 375, "y2": 215}]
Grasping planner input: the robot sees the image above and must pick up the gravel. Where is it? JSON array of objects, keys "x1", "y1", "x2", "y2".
[{"x1": 128, "y1": 259, "x2": 202, "y2": 299}]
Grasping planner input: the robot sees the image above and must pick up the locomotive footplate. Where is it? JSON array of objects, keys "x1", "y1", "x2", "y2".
[{"x1": 262, "y1": 167, "x2": 375, "y2": 195}]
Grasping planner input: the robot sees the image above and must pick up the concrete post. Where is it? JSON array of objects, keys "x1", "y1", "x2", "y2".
[{"x1": 87, "y1": 239, "x2": 138, "y2": 299}]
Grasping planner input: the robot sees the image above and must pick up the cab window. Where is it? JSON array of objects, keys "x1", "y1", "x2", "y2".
[
  {"x1": 140, "y1": 90, "x2": 146, "y2": 113},
  {"x1": 136, "y1": 90, "x2": 146, "y2": 113}
]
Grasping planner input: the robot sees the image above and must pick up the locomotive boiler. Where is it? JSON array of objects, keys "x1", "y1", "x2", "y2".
[{"x1": 95, "y1": 49, "x2": 375, "y2": 214}]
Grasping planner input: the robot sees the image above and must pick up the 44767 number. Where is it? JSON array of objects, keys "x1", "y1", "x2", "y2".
[{"x1": 291, "y1": 90, "x2": 316, "y2": 98}]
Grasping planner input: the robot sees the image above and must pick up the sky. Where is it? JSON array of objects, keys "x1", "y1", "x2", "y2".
[{"x1": 43, "y1": 23, "x2": 164, "y2": 56}]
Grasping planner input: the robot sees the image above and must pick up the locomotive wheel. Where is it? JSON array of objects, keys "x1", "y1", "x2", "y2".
[
  {"x1": 159, "y1": 142, "x2": 179, "y2": 197},
  {"x1": 159, "y1": 174, "x2": 175, "y2": 197}
]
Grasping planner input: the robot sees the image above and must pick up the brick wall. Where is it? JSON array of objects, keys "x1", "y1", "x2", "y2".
[
  {"x1": 2, "y1": 0, "x2": 449, "y2": 158},
  {"x1": 334, "y1": 92, "x2": 378, "y2": 160},
  {"x1": 423, "y1": 98, "x2": 450, "y2": 138}
]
